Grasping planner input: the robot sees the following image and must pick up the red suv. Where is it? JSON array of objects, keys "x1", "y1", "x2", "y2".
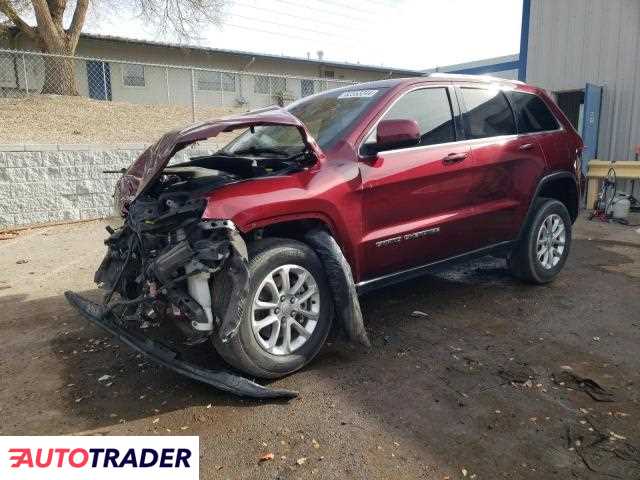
[{"x1": 68, "y1": 75, "x2": 582, "y2": 390}]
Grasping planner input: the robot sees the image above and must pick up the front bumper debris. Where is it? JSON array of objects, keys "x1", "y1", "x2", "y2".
[{"x1": 64, "y1": 291, "x2": 297, "y2": 399}]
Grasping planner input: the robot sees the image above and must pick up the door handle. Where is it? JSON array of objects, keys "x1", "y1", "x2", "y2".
[
  {"x1": 519, "y1": 143, "x2": 535, "y2": 151},
  {"x1": 442, "y1": 152, "x2": 468, "y2": 164}
]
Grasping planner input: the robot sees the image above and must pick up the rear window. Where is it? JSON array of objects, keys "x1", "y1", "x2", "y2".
[
  {"x1": 461, "y1": 88, "x2": 516, "y2": 139},
  {"x1": 508, "y1": 91, "x2": 560, "y2": 133}
]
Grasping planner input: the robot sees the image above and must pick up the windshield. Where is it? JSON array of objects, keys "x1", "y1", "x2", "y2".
[{"x1": 221, "y1": 87, "x2": 387, "y2": 156}]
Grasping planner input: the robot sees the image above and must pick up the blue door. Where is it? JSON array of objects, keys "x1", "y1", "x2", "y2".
[
  {"x1": 581, "y1": 83, "x2": 602, "y2": 176},
  {"x1": 86, "y1": 61, "x2": 112, "y2": 101}
]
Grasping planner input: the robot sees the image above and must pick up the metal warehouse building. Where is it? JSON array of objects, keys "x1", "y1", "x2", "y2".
[
  {"x1": 526, "y1": 0, "x2": 640, "y2": 168},
  {"x1": 431, "y1": 0, "x2": 640, "y2": 186}
]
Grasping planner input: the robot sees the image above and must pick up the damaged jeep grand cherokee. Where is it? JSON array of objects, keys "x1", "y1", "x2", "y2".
[{"x1": 67, "y1": 75, "x2": 582, "y2": 397}]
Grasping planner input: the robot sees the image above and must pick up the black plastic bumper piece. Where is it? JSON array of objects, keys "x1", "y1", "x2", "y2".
[{"x1": 64, "y1": 291, "x2": 297, "y2": 399}]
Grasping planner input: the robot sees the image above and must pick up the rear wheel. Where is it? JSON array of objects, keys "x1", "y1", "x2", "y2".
[
  {"x1": 509, "y1": 198, "x2": 572, "y2": 284},
  {"x1": 212, "y1": 238, "x2": 333, "y2": 379}
]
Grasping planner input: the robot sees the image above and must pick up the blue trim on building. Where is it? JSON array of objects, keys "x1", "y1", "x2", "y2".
[
  {"x1": 519, "y1": 0, "x2": 531, "y2": 81},
  {"x1": 450, "y1": 60, "x2": 521, "y2": 76}
]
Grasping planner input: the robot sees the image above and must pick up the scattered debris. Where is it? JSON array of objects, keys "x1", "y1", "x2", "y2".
[
  {"x1": 0, "y1": 231, "x2": 19, "y2": 240},
  {"x1": 497, "y1": 363, "x2": 536, "y2": 385},
  {"x1": 411, "y1": 310, "x2": 430, "y2": 318},
  {"x1": 552, "y1": 371, "x2": 615, "y2": 402},
  {"x1": 97, "y1": 375, "x2": 112, "y2": 382},
  {"x1": 610, "y1": 431, "x2": 627, "y2": 441},
  {"x1": 296, "y1": 457, "x2": 307, "y2": 466},
  {"x1": 16, "y1": 259, "x2": 29, "y2": 264},
  {"x1": 566, "y1": 419, "x2": 640, "y2": 478},
  {"x1": 258, "y1": 452, "x2": 274, "y2": 462}
]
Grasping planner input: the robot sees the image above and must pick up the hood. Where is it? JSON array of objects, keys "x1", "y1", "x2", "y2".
[{"x1": 117, "y1": 107, "x2": 324, "y2": 209}]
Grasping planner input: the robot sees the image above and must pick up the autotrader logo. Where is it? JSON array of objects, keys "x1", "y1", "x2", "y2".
[{"x1": 1, "y1": 436, "x2": 199, "y2": 480}]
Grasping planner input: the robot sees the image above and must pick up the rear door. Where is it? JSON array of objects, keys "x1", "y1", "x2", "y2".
[
  {"x1": 458, "y1": 86, "x2": 547, "y2": 246},
  {"x1": 358, "y1": 86, "x2": 476, "y2": 279}
]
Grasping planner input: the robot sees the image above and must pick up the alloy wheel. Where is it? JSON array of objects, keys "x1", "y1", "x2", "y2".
[
  {"x1": 536, "y1": 213, "x2": 566, "y2": 269},
  {"x1": 250, "y1": 264, "x2": 320, "y2": 355}
]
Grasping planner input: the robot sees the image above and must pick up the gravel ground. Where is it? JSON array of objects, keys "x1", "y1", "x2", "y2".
[
  {"x1": 1, "y1": 217, "x2": 639, "y2": 479},
  {"x1": 0, "y1": 95, "x2": 243, "y2": 145}
]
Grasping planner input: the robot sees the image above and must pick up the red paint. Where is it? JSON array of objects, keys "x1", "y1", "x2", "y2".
[
  {"x1": 196, "y1": 78, "x2": 581, "y2": 283},
  {"x1": 376, "y1": 119, "x2": 420, "y2": 148}
]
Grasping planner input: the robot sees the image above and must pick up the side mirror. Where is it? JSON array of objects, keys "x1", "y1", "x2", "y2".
[{"x1": 376, "y1": 119, "x2": 420, "y2": 151}]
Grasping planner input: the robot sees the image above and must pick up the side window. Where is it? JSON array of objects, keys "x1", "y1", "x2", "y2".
[
  {"x1": 461, "y1": 88, "x2": 516, "y2": 139},
  {"x1": 508, "y1": 91, "x2": 560, "y2": 133},
  {"x1": 122, "y1": 64, "x2": 145, "y2": 87},
  {"x1": 365, "y1": 88, "x2": 456, "y2": 150}
]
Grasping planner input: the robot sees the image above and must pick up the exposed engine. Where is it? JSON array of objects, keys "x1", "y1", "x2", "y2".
[{"x1": 94, "y1": 156, "x2": 271, "y2": 345}]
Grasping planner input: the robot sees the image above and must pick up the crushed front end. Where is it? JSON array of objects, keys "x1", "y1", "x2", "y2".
[
  {"x1": 64, "y1": 108, "x2": 318, "y2": 398},
  {"x1": 66, "y1": 188, "x2": 295, "y2": 398}
]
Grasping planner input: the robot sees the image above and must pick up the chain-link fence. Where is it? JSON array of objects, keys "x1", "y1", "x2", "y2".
[{"x1": 0, "y1": 48, "x2": 357, "y2": 121}]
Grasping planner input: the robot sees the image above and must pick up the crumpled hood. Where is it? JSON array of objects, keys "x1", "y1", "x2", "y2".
[{"x1": 116, "y1": 107, "x2": 324, "y2": 210}]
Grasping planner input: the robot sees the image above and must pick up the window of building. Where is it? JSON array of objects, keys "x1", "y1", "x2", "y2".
[
  {"x1": 0, "y1": 53, "x2": 17, "y2": 87},
  {"x1": 508, "y1": 91, "x2": 559, "y2": 133},
  {"x1": 254, "y1": 75, "x2": 287, "y2": 94},
  {"x1": 122, "y1": 64, "x2": 145, "y2": 87},
  {"x1": 366, "y1": 87, "x2": 456, "y2": 148},
  {"x1": 271, "y1": 76, "x2": 286, "y2": 93},
  {"x1": 301, "y1": 79, "x2": 314, "y2": 97},
  {"x1": 460, "y1": 88, "x2": 516, "y2": 139},
  {"x1": 324, "y1": 70, "x2": 335, "y2": 78},
  {"x1": 197, "y1": 71, "x2": 236, "y2": 92}
]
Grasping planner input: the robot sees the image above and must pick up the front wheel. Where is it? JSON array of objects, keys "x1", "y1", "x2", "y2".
[
  {"x1": 509, "y1": 198, "x2": 572, "y2": 284},
  {"x1": 213, "y1": 238, "x2": 333, "y2": 379}
]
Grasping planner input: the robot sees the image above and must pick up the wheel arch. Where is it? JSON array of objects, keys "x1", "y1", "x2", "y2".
[
  {"x1": 241, "y1": 213, "x2": 341, "y2": 248},
  {"x1": 519, "y1": 172, "x2": 579, "y2": 241}
]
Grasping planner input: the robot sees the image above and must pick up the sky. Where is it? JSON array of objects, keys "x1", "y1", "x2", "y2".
[{"x1": 65, "y1": 0, "x2": 522, "y2": 71}]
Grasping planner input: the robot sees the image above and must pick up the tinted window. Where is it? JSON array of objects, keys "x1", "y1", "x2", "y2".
[
  {"x1": 367, "y1": 88, "x2": 456, "y2": 148},
  {"x1": 461, "y1": 88, "x2": 516, "y2": 139},
  {"x1": 388, "y1": 88, "x2": 456, "y2": 146},
  {"x1": 508, "y1": 91, "x2": 559, "y2": 133}
]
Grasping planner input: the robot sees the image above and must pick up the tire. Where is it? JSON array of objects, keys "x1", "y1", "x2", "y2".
[
  {"x1": 212, "y1": 237, "x2": 333, "y2": 379},
  {"x1": 509, "y1": 198, "x2": 572, "y2": 284}
]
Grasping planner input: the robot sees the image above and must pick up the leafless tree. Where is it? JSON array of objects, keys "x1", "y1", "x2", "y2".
[{"x1": 0, "y1": 1, "x2": 225, "y2": 95}]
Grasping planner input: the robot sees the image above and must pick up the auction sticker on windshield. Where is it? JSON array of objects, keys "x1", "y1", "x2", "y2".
[
  {"x1": 1, "y1": 436, "x2": 199, "y2": 480},
  {"x1": 337, "y1": 89, "x2": 379, "y2": 99}
]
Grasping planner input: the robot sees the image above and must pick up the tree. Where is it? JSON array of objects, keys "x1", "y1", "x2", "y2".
[{"x1": 0, "y1": 1, "x2": 224, "y2": 95}]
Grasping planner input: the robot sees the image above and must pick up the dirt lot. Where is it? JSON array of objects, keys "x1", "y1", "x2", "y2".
[
  {"x1": 1, "y1": 217, "x2": 639, "y2": 479},
  {"x1": 0, "y1": 95, "x2": 243, "y2": 145}
]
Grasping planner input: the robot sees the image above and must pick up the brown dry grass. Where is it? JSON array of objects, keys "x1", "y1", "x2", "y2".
[{"x1": 0, "y1": 95, "x2": 245, "y2": 145}]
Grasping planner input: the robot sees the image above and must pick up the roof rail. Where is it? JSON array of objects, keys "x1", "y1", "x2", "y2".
[{"x1": 427, "y1": 72, "x2": 525, "y2": 85}]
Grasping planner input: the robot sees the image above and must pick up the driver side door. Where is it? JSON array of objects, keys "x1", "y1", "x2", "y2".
[{"x1": 358, "y1": 86, "x2": 476, "y2": 280}]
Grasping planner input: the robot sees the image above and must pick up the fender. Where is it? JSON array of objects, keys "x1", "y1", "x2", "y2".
[
  {"x1": 238, "y1": 211, "x2": 339, "y2": 238},
  {"x1": 517, "y1": 171, "x2": 579, "y2": 241},
  {"x1": 230, "y1": 211, "x2": 361, "y2": 278}
]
